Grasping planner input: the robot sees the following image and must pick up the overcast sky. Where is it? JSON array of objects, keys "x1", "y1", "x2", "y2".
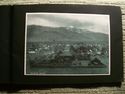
[{"x1": 26, "y1": 13, "x2": 110, "y2": 34}]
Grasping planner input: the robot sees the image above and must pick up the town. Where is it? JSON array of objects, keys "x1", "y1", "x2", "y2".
[{"x1": 26, "y1": 41, "x2": 108, "y2": 68}]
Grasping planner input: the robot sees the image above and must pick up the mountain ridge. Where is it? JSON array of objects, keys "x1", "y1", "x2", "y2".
[{"x1": 26, "y1": 25, "x2": 108, "y2": 43}]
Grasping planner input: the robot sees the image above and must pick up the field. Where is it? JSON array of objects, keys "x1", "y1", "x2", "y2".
[{"x1": 25, "y1": 41, "x2": 109, "y2": 75}]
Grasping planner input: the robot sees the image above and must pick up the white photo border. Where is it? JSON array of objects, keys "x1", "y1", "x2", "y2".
[{"x1": 24, "y1": 12, "x2": 111, "y2": 76}]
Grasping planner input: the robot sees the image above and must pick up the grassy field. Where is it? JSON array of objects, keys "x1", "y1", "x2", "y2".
[{"x1": 26, "y1": 51, "x2": 109, "y2": 75}]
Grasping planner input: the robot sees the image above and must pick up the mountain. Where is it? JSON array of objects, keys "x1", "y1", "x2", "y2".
[{"x1": 26, "y1": 25, "x2": 108, "y2": 43}]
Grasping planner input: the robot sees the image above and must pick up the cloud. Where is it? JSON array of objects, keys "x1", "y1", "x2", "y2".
[{"x1": 26, "y1": 13, "x2": 110, "y2": 34}]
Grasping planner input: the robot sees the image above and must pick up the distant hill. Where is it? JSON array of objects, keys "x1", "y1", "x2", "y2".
[{"x1": 26, "y1": 25, "x2": 108, "y2": 43}]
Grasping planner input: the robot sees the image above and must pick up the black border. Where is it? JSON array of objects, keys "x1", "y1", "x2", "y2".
[
  {"x1": 0, "y1": 5, "x2": 11, "y2": 84},
  {"x1": 12, "y1": 4, "x2": 123, "y2": 85}
]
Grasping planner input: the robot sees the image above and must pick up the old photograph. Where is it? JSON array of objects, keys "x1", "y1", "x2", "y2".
[{"x1": 24, "y1": 13, "x2": 110, "y2": 76}]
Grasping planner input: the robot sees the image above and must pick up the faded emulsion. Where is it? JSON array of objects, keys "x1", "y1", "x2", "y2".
[{"x1": 24, "y1": 13, "x2": 110, "y2": 76}]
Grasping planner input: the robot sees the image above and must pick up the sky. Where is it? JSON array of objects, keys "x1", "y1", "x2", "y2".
[{"x1": 26, "y1": 13, "x2": 110, "y2": 34}]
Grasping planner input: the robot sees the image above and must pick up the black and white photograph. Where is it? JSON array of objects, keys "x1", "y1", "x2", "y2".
[{"x1": 24, "y1": 13, "x2": 110, "y2": 76}]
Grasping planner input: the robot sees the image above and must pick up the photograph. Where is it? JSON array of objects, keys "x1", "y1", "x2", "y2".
[{"x1": 24, "y1": 13, "x2": 110, "y2": 76}]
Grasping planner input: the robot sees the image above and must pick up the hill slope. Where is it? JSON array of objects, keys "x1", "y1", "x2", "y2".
[{"x1": 26, "y1": 25, "x2": 108, "y2": 43}]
